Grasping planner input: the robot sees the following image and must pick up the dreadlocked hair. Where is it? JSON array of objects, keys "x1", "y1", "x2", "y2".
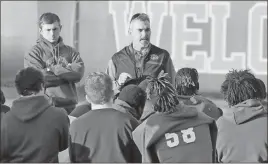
[
  {"x1": 221, "y1": 69, "x2": 262, "y2": 107},
  {"x1": 175, "y1": 68, "x2": 199, "y2": 96},
  {"x1": 146, "y1": 70, "x2": 179, "y2": 113}
]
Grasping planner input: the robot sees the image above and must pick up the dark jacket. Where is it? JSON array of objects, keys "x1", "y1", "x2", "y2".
[
  {"x1": 0, "y1": 95, "x2": 69, "y2": 162},
  {"x1": 178, "y1": 95, "x2": 223, "y2": 120},
  {"x1": 69, "y1": 100, "x2": 91, "y2": 117},
  {"x1": 108, "y1": 44, "x2": 175, "y2": 87},
  {"x1": 69, "y1": 108, "x2": 141, "y2": 163},
  {"x1": 133, "y1": 105, "x2": 217, "y2": 163},
  {"x1": 113, "y1": 99, "x2": 140, "y2": 121},
  {"x1": 1, "y1": 104, "x2": 10, "y2": 114},
  {"x1": 216, "y1": 99, "x2": 268, "y2": 162},
  {"x1": 140, "y1": 99, "x2": 155, "y2": 122},
  {"x1": 24, "y1": 36, "x2": 84, "y2": 110}
]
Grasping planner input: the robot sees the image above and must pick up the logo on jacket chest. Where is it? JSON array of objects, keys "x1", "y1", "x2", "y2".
[{"x1": 150, "y1": 54, "x2": 159, "y2": 60}]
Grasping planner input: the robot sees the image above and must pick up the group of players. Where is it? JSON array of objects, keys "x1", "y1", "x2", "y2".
[{"x1": 1, "y1": 12, "x2": 267, "y2": 163}]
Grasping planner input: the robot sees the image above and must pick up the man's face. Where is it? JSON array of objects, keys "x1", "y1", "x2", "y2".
[
  {"x1": 39, "y1": 21, "x2": 61, "y2": 43},
  {"x1": 129, "y1": 20, "x2": 151, "y2": 48}
]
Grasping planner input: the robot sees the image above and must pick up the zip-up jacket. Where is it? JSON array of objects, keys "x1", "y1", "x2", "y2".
[{"x1": 107, "y1": 44, "x2": 175, "y2": 90}]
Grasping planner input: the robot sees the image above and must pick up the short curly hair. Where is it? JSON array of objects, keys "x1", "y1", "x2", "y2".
[
  {"x1": 221, "y1": 69, "x2": 262, "y2": 106},
  {"x1": 15, "y1": 67, "x2": 44, "y2": 96},
  {"x1": 175, "y1": 68, "x2": 199, "y2": 96},
  {"x1": 85, "y1": 72, "x2": 113, "y2": 104}
]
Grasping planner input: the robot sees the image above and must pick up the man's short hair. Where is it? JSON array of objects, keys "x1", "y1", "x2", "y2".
[
  {"x1": 85, "y1": 72, "x2": 113, "y2": 104},
  {"x1": 130, "y1": 13, "x2": 150, "y2": 24},
  {"x1": 175, "y1": 68, "x2": 199, "y2": 96},
  {"x1": 15, "y1": 67, "x2": 44, "y2": 96},
  {"x1": 39, "y1": 12, "x2": 61, "y2": 29},
  {"x1": 221, "y1": 69, "x2": 262, "y2": 106}
]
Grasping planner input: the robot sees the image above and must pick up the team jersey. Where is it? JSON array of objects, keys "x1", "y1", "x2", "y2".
[{"x1": 133, "y1": 105, "x2": 217, "y2": 163}]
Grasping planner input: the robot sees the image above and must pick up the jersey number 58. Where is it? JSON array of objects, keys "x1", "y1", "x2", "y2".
[{"x1": 165, "y1": 127, "x2": 196, "y2": 148}]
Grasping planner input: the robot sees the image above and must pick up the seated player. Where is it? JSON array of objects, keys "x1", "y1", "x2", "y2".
[
  {"x1": 113, "y1": 84, "x2": 146, "y2": 121},
  {"x1": 69, "y1": 72, "x2": 141, "y2": 163},
  {"x1": 0, "y1": 67, "x2": 69, "y2": 162},
  {"x1": 132, "y1": 71, "x2": 217, "y2": 162},
  {"x1": 175, "y1": 68, "x2": 222, "y2": 120},
  {"x1": 216, "y1": 69, "x2": 267, "y2": 162}
]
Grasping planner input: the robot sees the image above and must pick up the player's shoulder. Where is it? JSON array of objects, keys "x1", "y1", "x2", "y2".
[
  {"x1": 46, "y1": 106, "x2": 68, "y2": 120},
  {"x1": 63, "y1": 44, "x2": 79, "y2": 54},
  {"x1": 109, "y1": 109, "x2": 140, "y2": 128},
  {"x1": 112, "y1": 45, "x2": 130, "y2": 58},
  {"x1": 215, "y1": 113, "x2": 230, "y2": 128},
  {"x1": 26, "y1": 44, "x2": 43, "y2": 56},
  {"x1": 150, "y1": 44, "x2": 171, "y2": 58}
]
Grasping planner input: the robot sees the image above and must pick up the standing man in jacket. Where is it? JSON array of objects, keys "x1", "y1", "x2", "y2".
[
  {"x1": 107, "y1": 13, "x2": 175, "y2": 93},
  {"x1": 24, "y1": 12, "x2": 84, "y2": 114}
]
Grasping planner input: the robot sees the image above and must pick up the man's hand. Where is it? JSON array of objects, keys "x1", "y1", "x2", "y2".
[{"x1": 118, "y1": 72, "x2": 132, "y2": 85}]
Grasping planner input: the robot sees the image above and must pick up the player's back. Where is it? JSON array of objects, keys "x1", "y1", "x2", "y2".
[
  {"x1": 69, "y1": 108, "x2": 140, "y2": 163},
  {"x1": 216, "y1": 99, "x2": 267, "y2": 162},
  {"x1": 154, "y1": 123, "x2": 213, "y2": 162},
  {"x1": 178, "y1": 95, "x2": 222, "y2": 120},
  {"x1": 133, "y1": 105, "x2": 217, "y2": 163}
]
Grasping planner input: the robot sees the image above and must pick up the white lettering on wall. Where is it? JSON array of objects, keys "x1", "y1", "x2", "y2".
[
  {"x1": 109, "y1": 1, "x2": 267, "y2": 75},
  {"x1": 208, "y1": 2, "x2": 246, "y2": 73},
  {"x1": 109, "y1": 1, "x2": 130, "y2": 51},
  {"x1": 248, "y1": 2, "x2": 267, "y2": 75},
  {"x1": 170, "y1": 1, "x2": 209, "y2": 73},
  {"x1": 147, "y1": 1, "x2": 168, "y2": 46}
]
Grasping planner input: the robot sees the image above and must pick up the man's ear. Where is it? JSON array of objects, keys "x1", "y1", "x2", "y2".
[
  {"x1": 59, "y1": 24, "x2": 62, "y2": 31},
  {"x1": 128, "y1": 28, "x2": 131, "y2": 35},
  {"x1": 128, "y1": 23, "x2": 132, "y2": 35},
  {"x1": 39, "y1": 27, "x2": 42, "y2": 33}
]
